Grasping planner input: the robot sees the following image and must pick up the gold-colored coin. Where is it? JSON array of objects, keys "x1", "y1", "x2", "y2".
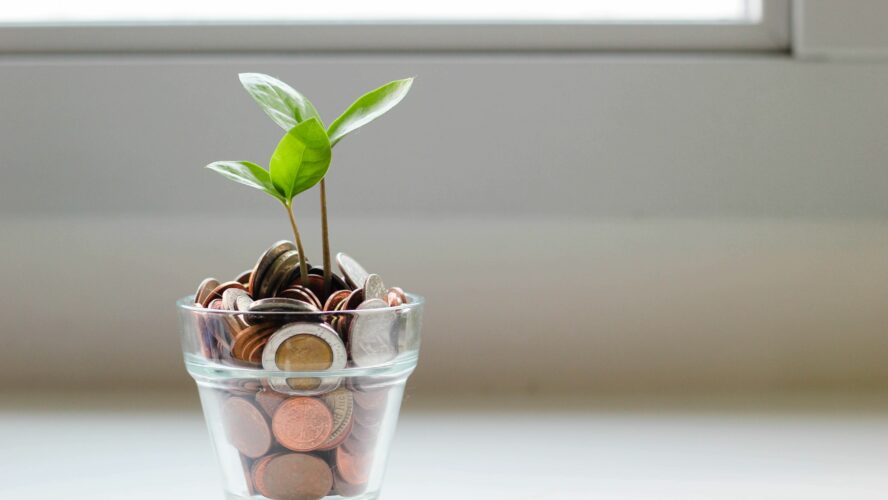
[{"x1": 275, "y1": 334, "x2": 334, "y2": 371}]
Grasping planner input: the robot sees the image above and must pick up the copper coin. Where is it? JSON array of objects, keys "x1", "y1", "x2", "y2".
[
  {"x1": 336, "y1": 252, "x2": 369, "y2": 290},
  {"x1": 208, "y1": 298, "x2": 224, "y2": 310},
  {"x1": 250, "y1": 453, "x2": 281, "y2": 497},
  {"x1": 307, "y1": 266, "x2": 350, "y2": 293},
  {"x1": 249, "y1": 240, "x2": 297, "y2": 298},
  {"x1": 204, "y1": 281, "x2": 247, "y2": 307},
  {"x1": 333, "y1": 471, "x2": 367, "y2": 497},
  {"x1": 302, "y1": 274, "x2": 330, "y2": 303},
  {"x1": 222, "y1": 397, "x2": 273, "y2": 459},
  {"x1": 336, "y1": 445, "x2": 372, "y2": 485},
  {"x1": 344, "y1": 288, "x2": 365, "y2": 311},
  {"x1": 254, "y1": 453, "x2": 332, "y2": 500},
  {"x1": 279, "y1": 286, "x2": 323, "y2": 310},
  {"x1": 235, "y1": 269, "x2": 252, "y2": 285},
  {"x1": 195, "y1": 277, "x2": 220, "y2": 306},
  {"x1": 255, "y1": 389, "x2": 288, "y2": 418},
  {"x1": 272, "y1": 397, "x2": 334, "y2": 452},
  {"x1": 342, "y1": 432, "x2": 375, "y2": 455},
  {"x1": 232, "y1": 324, "x2": 276, "y2": 361},
  {"x1": 247, "y1": 337, "x2": 270, "y2": 364},
  {"x1": 323, "y1": 290, "x2": 350, "y2": 312}
]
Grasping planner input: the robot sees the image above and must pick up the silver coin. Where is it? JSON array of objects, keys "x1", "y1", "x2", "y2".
[
  {"x1": 336, "y1": 252, "x2": 369, "y2": 290},
  {"x1": 247, "y1": 297, "x2": 319, "y2": 313},
  {"x1": 249, "y1": 240, "x2": 296, "y2": 298},
  {"x1": 234, "y1": 293, "x2": 254, "y2": 312},
  {"x1": 195, "y1": 277, "x2": 220, "y2": 305},
  {"x1": 349, "y1": 299, "x2": 398, "y2": 367},
  {"x1": 262, "y1": 322, "x2": 347, "y2": 396},
  {"x1": 222, "y1": 288, "x2": 250, "y2": 311},
  {"x1": 321, "y1": 388, "x2": 355, "y2": 448},
  {"x1": 259, "y1": 250, "x2": 302, "y2": 298},
  {"x1": 363, "y1": 274, "x2": 386, "y2": 301}
]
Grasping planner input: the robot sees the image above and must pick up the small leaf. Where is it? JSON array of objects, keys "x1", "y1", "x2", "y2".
[
  {"x1": 239, "y1": 73, "x2": 322, "y2": 131},
  {"x1": 269, "y1": 118, "x2": 332, "y2": 200},
  {"x1": 206, "y1": 161, "x2": 284, "y2": 201},
  {"x1": 327, "y1": 78, "x2": 413, "y2": 147}
]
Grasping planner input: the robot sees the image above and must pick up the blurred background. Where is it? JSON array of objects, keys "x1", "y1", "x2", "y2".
[{"x1": 3, "y1": 1, "x2": 888, "y2": 498}]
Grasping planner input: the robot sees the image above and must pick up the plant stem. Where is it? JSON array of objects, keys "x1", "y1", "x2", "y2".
[
  {"x1": 284, "y1": 201, "x2": 309, "y2": 287},
  {"x1": 319, "y1": 178, "x2": 332, "y2": 295}
]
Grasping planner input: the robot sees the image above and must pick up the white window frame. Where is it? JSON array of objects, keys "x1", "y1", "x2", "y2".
[{"x1": 0, "y1": 0, "x2": 789, "y2": 54}]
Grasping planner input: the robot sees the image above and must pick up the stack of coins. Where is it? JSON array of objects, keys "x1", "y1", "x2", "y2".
[{"x1": 192, "y1": 242, "x2": 409, "y2": 500}]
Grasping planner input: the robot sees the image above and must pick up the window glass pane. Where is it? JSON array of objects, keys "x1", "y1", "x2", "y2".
[{"x1": 2, "y1": 0, "x2": 760, "y2": 24}]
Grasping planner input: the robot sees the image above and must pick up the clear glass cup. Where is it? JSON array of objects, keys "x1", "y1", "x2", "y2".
[{"x1": 178, "y1": 294, "x2": 424, "y2": 500}]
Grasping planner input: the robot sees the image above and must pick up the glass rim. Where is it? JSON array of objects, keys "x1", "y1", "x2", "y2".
[{"x1": 177, "y1": 292, "x2": 424, "y2": 315}]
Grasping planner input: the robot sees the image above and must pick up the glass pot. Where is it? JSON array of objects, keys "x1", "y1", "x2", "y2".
[{"x1": 178, "y1": 294, "x2": 423, "y2": 500}]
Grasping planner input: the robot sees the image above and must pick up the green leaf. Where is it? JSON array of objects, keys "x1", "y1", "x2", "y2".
[
  {"x1": 269, "y1": 118, "x2": 332, "y2": 201},
  {"x1": 205, "y1": 161, "x2": 284, "y2": 201},
  {"x1": 327, "y1": 78, "x2": 413, "y2": 147},
  {"x1": 239, "y1": 73, "x2": 322, "y2": 131}
]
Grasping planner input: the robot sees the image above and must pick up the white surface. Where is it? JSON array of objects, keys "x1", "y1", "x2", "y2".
[{"x1": 2, "y1": 393, "x2": 888, "y2": 499}]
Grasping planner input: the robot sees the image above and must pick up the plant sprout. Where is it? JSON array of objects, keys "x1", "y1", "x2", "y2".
[{"x1": 206, "y1": 73, "x2": 413, "y2": 291}]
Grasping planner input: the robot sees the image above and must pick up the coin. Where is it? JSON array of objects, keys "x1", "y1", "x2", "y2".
[
  {"x1": 336, "y1": 252, "x2": 369, "y2": 290},
  {"x1": 232, "y1": 324, "x2": 277, "y2": 361},
  {"x1": 333, "y1": 471, "x2": 367, "y2": 497},
  {"x1": 353, "y1": 388, "x2": 388, "y2": 411},
  {"x1": 263, "y1": 322, "x2": 347, "y2": 372},
  {"x1": 255, "y1": 389, "x2": 288, "y2": 418},
  {"x1": 323, "y1": 290, "x2": 351, "y2": 312},
  {"x1": 222, "y1": 288, "x2": 251, "y2": 311},
  {"x1": 195, "y1": 277, "x2": 220, "y2": 306},
  {"x1": 248, "y1": 297, "x2": 319, "y2": 314},
  {"x1": 253, "y1": 452, "x2": 333, "y2": 500},
  {"x1": 344, "y1": 288, "x2": 365, "y2": 311},
  {"x1": 234, "y1": 269, "x2": 252, "y2": 285},
  {"x1": 271, "y1": 397, "x2": 334, "y2": 452},
  {"x1": 307, "y1": 265, "x2": 350, "y2": 295},
  {"x1": 249, "y1": 453, "x2": 280, "y2": 496},
  {"x1": 342, "y1": 432, "x2": 375, "y2": 455},
  {"x1": 221, "y1": 397, "x2": 273, "y2": 459},
  {"x1": 204, "y1": 281, "x2": 247, "y2": 307},
  {"x1": 384, "y1": 287, "x2": 407, "y2": 307},
  {"x1": 363, "y1": 274, "x2": 385, "y2": 301},
  {"x1": 336, "y1": 444, "x2": 372, "y2": 485},
  {"x1": 319, "y1": 388, "x2": 354, "y2": 450},
  {"x1": 279, "y1": 286, "x2": 323, "y2": 310},
  {"x1": 303, "y1": 274, "x2": 331, "y2": 303},
  {"x1": 261, "y1": 250, "x2": 304, "y2": 298},
  {"x1": 249, "y1": 240, "x2": 297, "y2": 298},
  {"x1": 349, "y1": 299, "x2": 398, "y2": 367}
]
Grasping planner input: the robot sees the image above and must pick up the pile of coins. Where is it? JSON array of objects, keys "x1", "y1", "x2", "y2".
[
  {"x1": 220, "y1": 382, "x2": 389, "y2": 499},
  {"x1": 190, "y1": 241, "x2": 413, "y2": 500},
  {"x1": 192, "y1": 240, "x2": 410, "y2": 372}
]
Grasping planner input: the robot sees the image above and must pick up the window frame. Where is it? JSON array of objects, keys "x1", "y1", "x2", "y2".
[{"x1": 0, "y1": 0, "x2": 789, "y2": 54}]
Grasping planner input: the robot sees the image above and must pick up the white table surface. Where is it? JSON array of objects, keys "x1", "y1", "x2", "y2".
[{"x1": 3, "y1": 392, "x2": 888, "y2": 499}]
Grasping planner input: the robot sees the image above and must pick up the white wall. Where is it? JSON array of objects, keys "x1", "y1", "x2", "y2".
[{"x1": 2, "y1": 54, "x2": 887, "y2": 393}]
